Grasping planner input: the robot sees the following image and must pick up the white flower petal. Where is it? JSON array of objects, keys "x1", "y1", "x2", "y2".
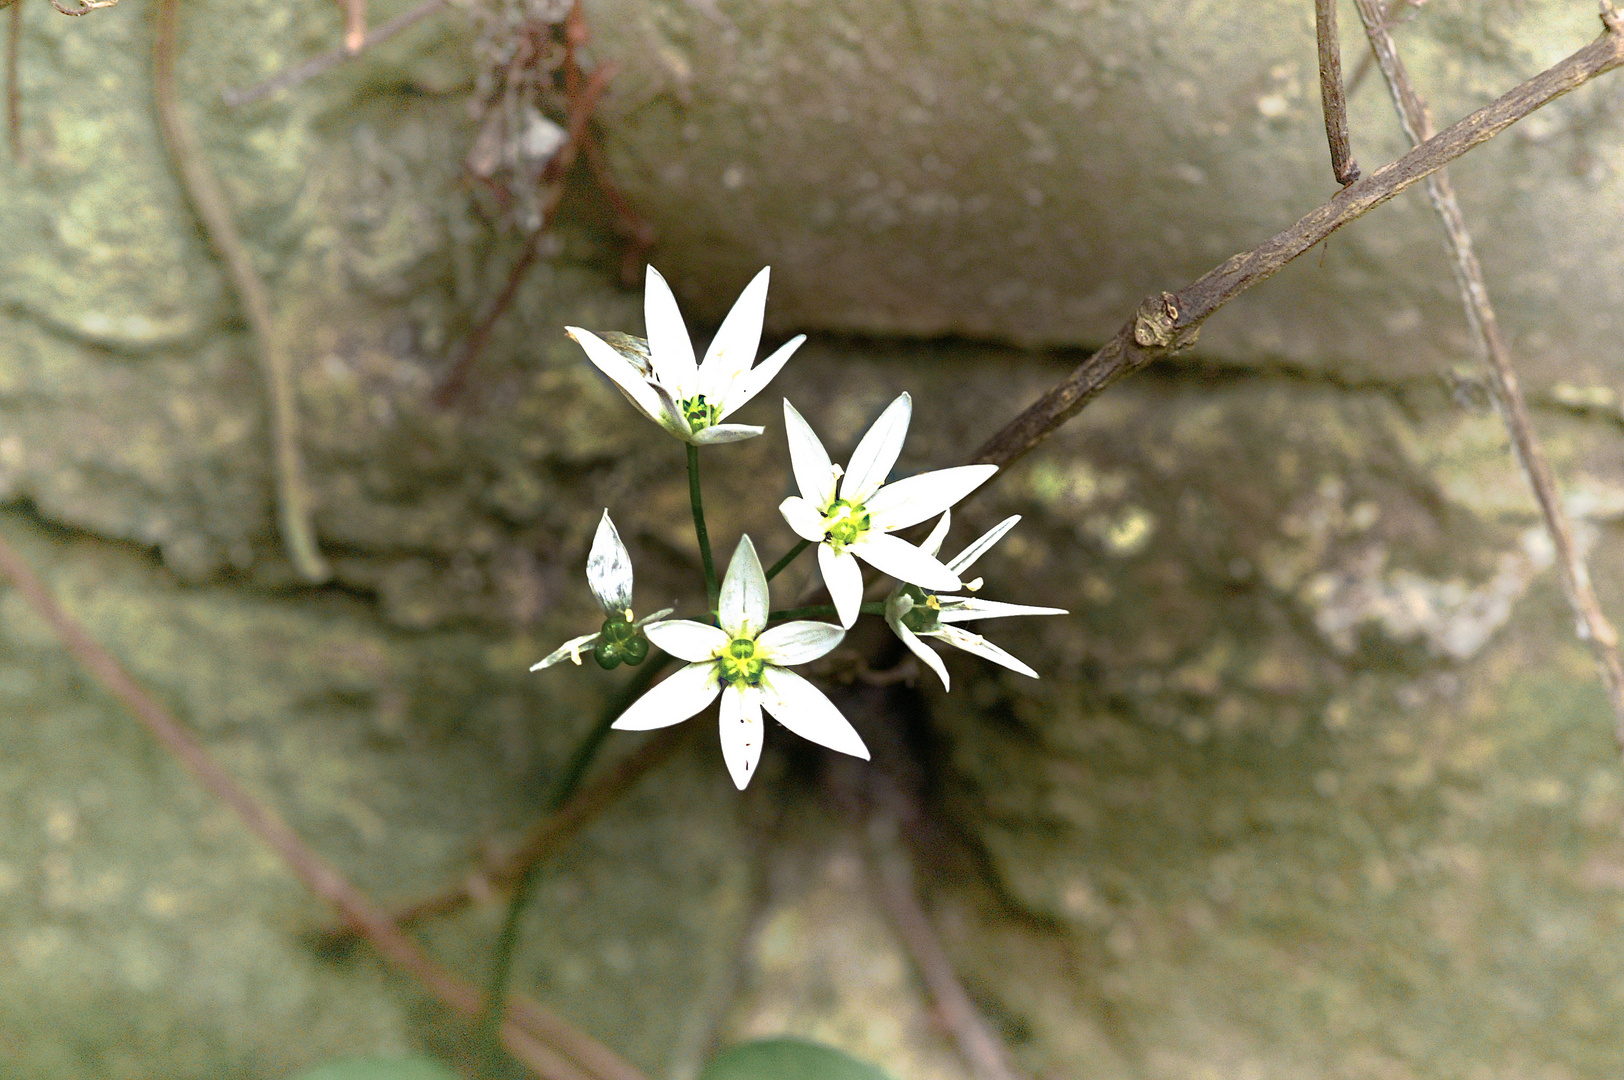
[
  {"x1": 699, "y1": 267, "x2": 770, "y2": 404},
  {"x1": 783, "y1": 399, "x2": 837, "y2": 508},
  {"x1": 936, "y1": 597, "x2": 1068, "y2": 622},
  {"x1": 888, "y1": 616, "x2": 950, "y2": 692},
  {"x1": 612, "y1": 662, "x2": 721, "y2": 730},
  {"x1": 644, "y1": 619, "x2": 729, "y2": 662},
  {"x1": 643, "y1": 266, "x2": 697, "y2": 394},
  {"x1": 722, "y1": 334, "x2": 804, "y2": 419},
  {"x1": 586, "y1": 510, "x2": 634, "y2": 614},
  {"x1": 920, "y1": 511, "x2": 952, "y2": 559},
  {"x1": 865, "y1": 464, "x2": 998, "y2": 532},
  {"x1": 779, "y1": 496, "x2": 827, "y2": 543},
  {"x1": 928, "y1": 625, "x2": 1039, "y2": 678},
  {"x1": 719, "y1": 534, "x2": 770, "y2": 638},
  {"x1": 946, "y1": 515, "x2": 1021, "y2": 575},
  {"x1": 758, "y1": 667, "x2": 869, "y2": 760},
  {"x1": 839, "y1": 392, "x2": 911, "y2": 504},
  {"x1": 530, "y1": 632, "x2": 600, "y2": 671},
  {"x1": 718, "y1": 684, "x2": 766, "y2": 789},
  {"x1": 647, "y1": 379, "x2": 693, "y2": 440},
  {"x1": 819, "y1": 544, "x2": 865, "y2": 628},
  {"x1": 848, "y1": 531, "x2": 961, "y2": 592},
  {"x1": 757, "y1": 620, "x2": 845, "y2": 665},
  {"x1": 690, "y1": 423, "x2": 765, "y2": 445},
  {"x1": 568, "y1": 327, "x2": 666, "y2": 423}
]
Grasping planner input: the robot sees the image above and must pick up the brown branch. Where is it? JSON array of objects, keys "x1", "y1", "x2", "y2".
[
  {"x1": 221, "y1": 0, "x2": 447, "y2": 108},
  {"x1": 1345, "y1": 0, "x2": 1427, "y2": 98},
  {"x1": 5, "y1": 0, "x2": 19, "y2": 159},
  {"x1": 48, "y1": 0, "x2": 118, "y2": 13},
  {"x1": 0, "y1": 533, "x2": 648, "y2": 1080},
  {"x1": 336, "y1": 0, "x2": 366, "y2": 54},
  {"x1": 433, "y1": 5, "x2": 614, "y2": 406},
  {"x1": 972, "y1": 23, "x2": 1624, "y2": 471},
  {"x1": 1351, "y1": 1, "x2": 1624, "y2": 741},
  {"x1": 152, "y1": 0, "x2": 329, "y2": 583},
  {"x1": 323, "y1": 722, "x2": 689, "y2": 941},
  {"x1": 866, "y1": 815, "x2": 1028, "y2": 1080},
  {"x1": 1316, "y1": 0, "x2": 1360, "y2": 184}
]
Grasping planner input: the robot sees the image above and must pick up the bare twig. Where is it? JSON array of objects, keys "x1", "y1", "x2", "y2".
[
  {"x1": 1351, "y1": 1, "x2": 1624, "y2": 741},
  {"x1": 335, "y1": 0, "x2": 366, "y2": 54},
  {"x1": 1316, "y1": 0, "x2": 1360, "y2": 184},
  {"x1": 221, "y1": 0, "x2": 447, "y2": 107},
  {"x1": 866, "y1": 814, "x2": 1027, "y2": 1080},
  {"x1": 971, "y1": 23, "x2": 1624, "y2": 471},
  {"x1": 434, "y1": 5, "x2": 615, "y2": 406},
  {"x1": 1345, "y1": 0, "x2": 1427, "y2": 97},
  {"x1": 323, "y1": 721, "x2": 689, "y2": 943},
  {"x1": 5, "y1": 0, "x2": 19, "y2": 158},
  {"x1": 0, "y1": 533, "x2": 647, "y2": 1080},
  {"x1": 152, "y1": 0, "x2": 329, "y2": 582}
]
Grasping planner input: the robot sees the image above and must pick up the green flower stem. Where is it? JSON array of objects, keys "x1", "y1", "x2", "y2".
[
  {"x1": 764, "y1": 538, "x2": 813, "y2": 581},
  {"x1": 687, "y1": 444, "x2": 720, "y2": 612},
  {"x1": 767, "y1": 601, "x2": 885, "y2": 623},
  {"x1": 476, "y1": 653, "x2": 674, "y2": 1052}
]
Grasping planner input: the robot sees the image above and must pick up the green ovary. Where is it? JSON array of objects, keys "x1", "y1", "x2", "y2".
[
  {"x1": 682, "y1": 395, "x2": 720, "y2": 433},
  {"x1": 822, "y1": 500, "x2": 871, "y2": 552},
  {"x1": 718, "y1": 637, "x2": 766, "y2": 686},
  {"x1": 593, "y1": 612, "x2": 649, "y2": 669},
  {"x1": 898, "y1": 585, "x2": 941, "y2": 634}
]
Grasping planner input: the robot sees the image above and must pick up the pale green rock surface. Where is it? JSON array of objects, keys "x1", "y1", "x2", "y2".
[
  {"x1": 4, "y1": 1, "x2": 1624, "y2": 1078},
  {"x1": 586, "y1": 0, "x2": 1624, "y2": 391}
]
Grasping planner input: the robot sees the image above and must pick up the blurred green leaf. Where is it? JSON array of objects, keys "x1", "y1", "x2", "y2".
[
  {"x1": 698, "y1": 1038, "x2": 898, "y2": 1080},
  {"x1": 287, "y1": 1057, "x2": 462, "y2": 1080}
]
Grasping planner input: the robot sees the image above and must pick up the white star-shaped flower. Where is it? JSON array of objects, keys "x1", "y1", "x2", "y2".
[
  {"x1": 612, "y1": 535, "x2": 868, "y2": 789},
  {"x1": 566, "y1": 266, "x2": 805, "y2": 445},
  {"x1": 883, "y1": 511, "x2": 1067, "y2": 691},
  {"x1": 778, "y1": 392, "x2": 998, "y2": 628},
  {"x1": 531, "y1": 511, "x2": 673, "y2": 671}
]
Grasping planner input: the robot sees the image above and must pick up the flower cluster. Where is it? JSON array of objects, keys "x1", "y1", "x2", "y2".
[{"x1": 534, "y1": 267, "x2": 1067, "y2": 788}]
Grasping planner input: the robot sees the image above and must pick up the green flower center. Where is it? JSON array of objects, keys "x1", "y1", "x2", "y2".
[
  {"x1": 682, "y1": 395, "x2": 720, "y2": 433},
  {"x1": 898, "y1": 585, "x2": 941, "y2": 634},
  {"x1": 592, "y1": 611, "x2": 650, "y2": 669},
  {"x1": 717, "y1": 636, "x2": 766, "y2": 686},
  {"x1": 822, "y1": 499, "x2": 871, "y2": 552}
]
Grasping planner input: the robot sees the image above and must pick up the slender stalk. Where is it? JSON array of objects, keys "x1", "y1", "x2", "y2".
[
  {"x1": 221, "y1": 0, "x2": 447, "y2": 107},
  {"x1": 0, "y1": 532, "x2": 638, "y2": 1080},
  {"x1": 1353, "y1": 0, "x2": 1624, "y2": 745},
  {"x1": 477, "y1": 654, "x2": 672, "y2": 1047},
  {"x1": 687, "y1": 444, "x2": 719, "y2": 611},
  {"x1": 6, "y1": 0, "x2": 21, "y2": 160},
  {"x1": 970, "y1": 23, "x2": 1624, "y2": 472},
  {"x1": 1316, "y1": 0, "x2": 1360, "y2": 184},
  {"x1": 765, "y1": 538, "x2": 813, "y2": 581},
  {"x1": 153, "y1": 0, "x2": 329, "y2": 583}
]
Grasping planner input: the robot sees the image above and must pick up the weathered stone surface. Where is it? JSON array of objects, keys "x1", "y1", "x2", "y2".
[
  {"x1": 7, "y1": 0, "x2": 1624, "y2": 1077},
  {"x1": 588, "y1": 0, "x2": 1624, "y2": 390},
  {"x1": 0, "y1": 511, "x2": 752, "y2": 1078}
]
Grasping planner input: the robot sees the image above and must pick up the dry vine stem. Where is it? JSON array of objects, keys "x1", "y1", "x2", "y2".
[
  {"x1": 222, "y1": 0, "x2": 447, "y2": 107},
  {"x1": 972, "y1": 19, "x2": 1624, "y2": 470},
  {"x1": 320, "y1": 722, "x2": 690, "y2": 945},
  {"x1": 1315, "y1": 0, "x2": 1360, "y2": 184},
  {"x1": 0, "y1": 533, "x2": 648, "y2": 1080},
  {"x1": 152, "y1": 0, "x2": 329, "y2": 582},
  {"x1": 1350, "y1": 0, "x2": 1624, "y2": 739},
  {"x1": 5, "y1": 0, "x2": 20, "y2": 158},
  {"x1": 866, "y1": 814, "x2": 1028, "y2": 1080}
]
